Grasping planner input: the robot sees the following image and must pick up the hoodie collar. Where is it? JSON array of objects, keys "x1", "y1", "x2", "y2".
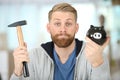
[{"x1": 41, "y1": 39, "x2": 83, "y2": 59}]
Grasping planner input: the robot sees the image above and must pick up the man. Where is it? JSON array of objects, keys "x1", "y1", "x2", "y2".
[{"x1": 10, "y1": 3, "x2": 111, "y2": 80}]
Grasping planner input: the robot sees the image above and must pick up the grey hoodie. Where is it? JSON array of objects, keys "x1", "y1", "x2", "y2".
[{"x1": 10, "y1": 39, "x2": 111, "y2": 80}]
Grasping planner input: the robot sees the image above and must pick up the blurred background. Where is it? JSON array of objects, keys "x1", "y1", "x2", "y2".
[{"x1": 0, "y1": 0, "x2": 120, "y2": 80}]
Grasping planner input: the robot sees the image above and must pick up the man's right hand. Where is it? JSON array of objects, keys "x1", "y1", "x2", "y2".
[{"x1": 13, "y1": 44, "x2": 29, "y2": 76}]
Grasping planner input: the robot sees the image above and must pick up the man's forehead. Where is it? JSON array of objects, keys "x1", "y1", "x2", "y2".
[
  {"x1": 52, "y1": 11, "x2": 74, "y2": 15},
  {"x1": 52, "y1": 18, "x2": 73, "y2": 21},
  {"x1": 52, "y1": 12, "x2": 74, "y2": 18}
]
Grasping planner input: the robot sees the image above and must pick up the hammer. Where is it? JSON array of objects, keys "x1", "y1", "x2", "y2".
[{"x1": 8, "y1": 20, "x2": 29, "y2": 77}]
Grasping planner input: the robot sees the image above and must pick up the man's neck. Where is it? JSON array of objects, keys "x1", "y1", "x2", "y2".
[{"x1": 54, "y1": 40, "x2": 76, "y2": 64}]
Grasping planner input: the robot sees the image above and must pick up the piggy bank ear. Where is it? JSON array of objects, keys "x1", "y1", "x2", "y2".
[
  {"x1": 90, "y1": 25, "x2": 94, "y2": 28},
  {"x1": 101, "y1": 26, "x2": 104, "y2": 29}
]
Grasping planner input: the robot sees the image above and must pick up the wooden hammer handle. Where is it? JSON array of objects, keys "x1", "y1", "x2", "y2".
[
  {"x1": 16, "y1": 26, "x2": 29, "y2": 77},
  {"x1": 16, "y1": 26, "x2": 24, "y2": 46}
]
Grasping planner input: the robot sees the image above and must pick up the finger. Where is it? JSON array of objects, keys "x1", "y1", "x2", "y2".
[
  {"x1": 85, "y1": 48, "x2": 92, "y2": 56},
  {"x1": 19, "y1": 56, "x2": 29, "y2": 62},
  {"x1": 14, "y1": 50, "x2": 28, "y2": 57},
  {"x1": 85, "y1": 37, "x2": 99, "y2": 47},
  {"x1": 85, "y1": 44, "x2": 94, "y2": 52},
  {"x1": 15, "y1": 58, "x2": 29, "y2": 63},
  {"x1": 19, "y1": 46, "x2": 27, "y2": 51},
  {"x1": 15, "y1": 46, "x2": 27, "y2": 51},
  {"x1": 85, "y1": 37, "x2": 101, "y2": 50},
  {"x1": 18, "y1": 50, "x2": 28, "y2": 55},
  {"x1": 102, "y1": 36, "x2": 110, "y2": 48},
  {"x1": 14, "y1": 51, "x2": 29, "y2": 57},
  {"x1": 14, "y1": 53, "x2": 29, "y2": 62},
  {"x1": 13, "y1": 47, "x2": 28, "y2": 56}
]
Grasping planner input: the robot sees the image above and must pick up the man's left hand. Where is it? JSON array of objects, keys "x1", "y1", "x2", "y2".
[{"x1": 85, "y1": 37, "x2": 110, "y2": 68}]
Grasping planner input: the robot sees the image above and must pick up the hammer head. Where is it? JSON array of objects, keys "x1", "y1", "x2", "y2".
[{"x1": 8, "y1": 20, "x2": 27, "y2": 27}]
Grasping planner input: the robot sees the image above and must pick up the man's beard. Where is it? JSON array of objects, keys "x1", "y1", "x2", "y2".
[{"x1": 51, "y1": 33, "x2": 75, "y2": 48}]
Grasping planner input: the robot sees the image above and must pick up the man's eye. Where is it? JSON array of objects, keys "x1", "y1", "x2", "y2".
[
  {"x1": 66, "y1": 23, "x2": 72, "y2": 26},
  {"x1": 54, "y1": 23, "x2": 61, "y2": 26}
]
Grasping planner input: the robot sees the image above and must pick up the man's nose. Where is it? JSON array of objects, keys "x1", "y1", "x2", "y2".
[{"x1": 60, "y1": 25, "x2": 66, "y2": 32}]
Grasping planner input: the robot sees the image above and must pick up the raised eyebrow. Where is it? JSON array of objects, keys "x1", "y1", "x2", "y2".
[
  {"x1": 52, "y1": 18, "x2": 73, "y2": 22},
  {"x1": 53, "y1": 18, "x2": 61, "y2": 21},
  {"x1": 66, "y1": 18, "x2": 73, "y2": 21}
]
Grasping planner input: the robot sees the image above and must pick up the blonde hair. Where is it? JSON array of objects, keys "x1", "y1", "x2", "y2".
[{"x1": 48, "y1": 3, "x2": 77, "y2": 22}]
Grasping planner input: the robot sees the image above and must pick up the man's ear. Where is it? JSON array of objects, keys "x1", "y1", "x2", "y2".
[
  {"x1": 75, "y1": 23, "x2": 79, "y2": 33},
  {"x1": 46, "y1": 23, "x2": 50, "y2": 33}
]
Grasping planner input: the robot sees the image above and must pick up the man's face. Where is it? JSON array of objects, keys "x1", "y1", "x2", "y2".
[{"x1": 47, "y1": 11, "x2": 79, "y2": 48}]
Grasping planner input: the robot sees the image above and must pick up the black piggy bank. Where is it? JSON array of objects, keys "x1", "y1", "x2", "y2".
[{"x1": 86, "y1": 25, "x2": 107, "y2": 45}]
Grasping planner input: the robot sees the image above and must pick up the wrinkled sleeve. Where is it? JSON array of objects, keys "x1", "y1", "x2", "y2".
[{"x1": 91, "y1": 54, "x2": 111, "y2": 80}]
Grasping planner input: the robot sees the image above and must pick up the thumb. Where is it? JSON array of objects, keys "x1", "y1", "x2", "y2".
[{"x1": 23, "y1": 42, "x2": 27, "y2": 48}]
